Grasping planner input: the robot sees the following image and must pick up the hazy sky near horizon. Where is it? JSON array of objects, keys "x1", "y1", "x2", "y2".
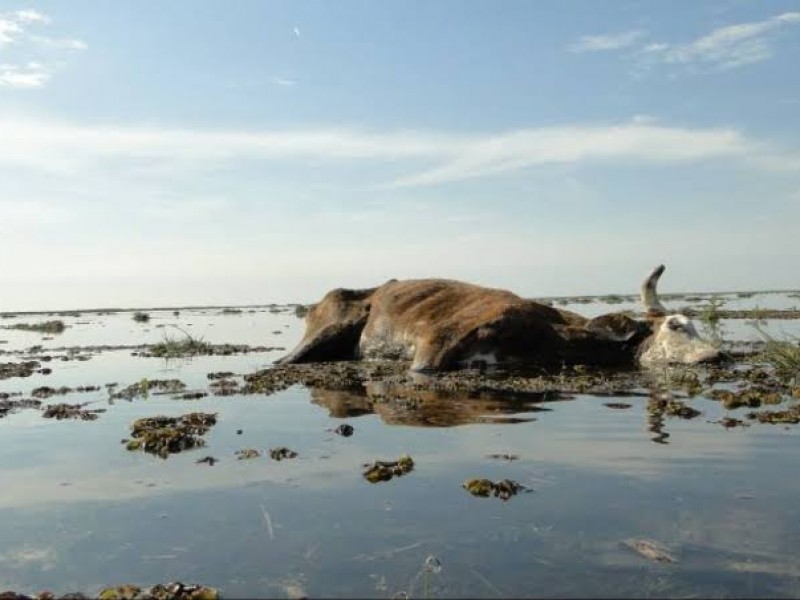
[{"x1": 1, "y1": 0, "x2": 799, "y2": 311}]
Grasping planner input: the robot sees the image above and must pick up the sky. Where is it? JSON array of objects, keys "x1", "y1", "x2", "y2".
[{"x1": 1, "y1": 0, "x2": 799, "y2": 311}]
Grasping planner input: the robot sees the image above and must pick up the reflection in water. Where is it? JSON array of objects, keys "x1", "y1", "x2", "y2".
[{"x1": 310, "y1": 383, "x2": 558, "y2": 427}]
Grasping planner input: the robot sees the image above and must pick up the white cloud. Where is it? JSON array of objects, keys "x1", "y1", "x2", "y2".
[
  {"x1": 0, "y1": 18, "x2": 23, "y2": 44},
  {"x1": 0, "y1": 62, "x2": 50, "y2": 88},
  {"x1": 0, "y1": 9, "x2": 85, "y2": 87},
  {"x1": 29, "y1": 34, "x2": 88, "y2": 50},
  {"x1": 574, "y1": 12, "x2": 800, "y2": 74},
  {"x1": 656, "y1": 12, "x2": 800, "y2": 70},
  {"x1": 14, "y1": 9, "x2": 50, "y2": 23},
  {"x1": 271, "y1": 76, "x2": 297, "y2": 86},
  {"x1": 569, "y1": 30, "x2": 645, "y2": 53},
  {"x1": 0, "y1": 115, "x2": 797, "y2": 186}
]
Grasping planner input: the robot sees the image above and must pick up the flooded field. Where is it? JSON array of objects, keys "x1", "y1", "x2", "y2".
[{"x1": 1, "y1": 290, "x2": 800, "y2": 599}]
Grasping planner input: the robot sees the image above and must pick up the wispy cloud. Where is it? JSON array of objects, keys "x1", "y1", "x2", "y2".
[
  {"x1": 0, "y1": 62, "x2": 50, "y2": 88},
  {"x1": 649, "y1": 11, "x2": 800, "y2": 71},
  {"x1": 0, "y1": 8, "x2": 86, "y2": 89},
  {"x1": 1, "y1": 116, "x2": 797, "y2": 186},
  {"x1": 271, "y1": 76, "x2": 297, "y2": 87},
  {"x1": 13, "y1": 9, "x2": 51, "y2": 24},
  {"x1": 569, "y1": 30, "x2": 644, "y2": 53},
  {"x1": 572, "y1": 12, "x2": 800, "y2": 74},
  {"x1": 29, "y1": 34, "x2": 88, "y2": 50}
]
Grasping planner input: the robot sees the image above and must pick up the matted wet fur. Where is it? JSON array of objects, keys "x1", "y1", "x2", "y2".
[{"x1": 278, "y1": 265, "x2": 719, "y2": 371}]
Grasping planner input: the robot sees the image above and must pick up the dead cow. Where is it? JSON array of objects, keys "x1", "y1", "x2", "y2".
[{"x1": 277, "y1": 265, "x2": 719, "y2": 372}]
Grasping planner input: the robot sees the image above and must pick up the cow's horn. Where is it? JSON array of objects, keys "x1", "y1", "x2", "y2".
[{"x1": 641, "y1": 264, "x2": 667, "y2": 316}]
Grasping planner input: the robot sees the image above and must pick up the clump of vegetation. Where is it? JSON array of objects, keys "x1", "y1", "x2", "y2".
[
  {"x1": 123, "y1": 412, "x2": 217, "y2": 458},
  {"x1": 363, "y1": 454, "x2": 414, "y2": 483},
  {"x1": 647, "y1": 396, "x2": 701, "y2": 419},
  {"x1": 463, "y1": 478, "x2": 526, "y2": 501},
  {"x1": 269, "y1": 446, "x2": 298, "y2": 461},
  {"x1": 753, "y1": 325, "x2": 800, "y2": 385},
  {"x1": 294, "y1": 304, "x2": 310, "y2": 318},
  {"x1": 132, "y1": 311, "x2": 150, "y2": 323},
  {"x1": 112, "y1": 378, "x2": 187, "y2": 400},
  {"x1": 219, "y1": 308, "x2": 242, "y2": 315},
  {"x1": 747, "y1": 405, "x2": 800, "y2": 424},
  {"x1": 97, "y1": 581, "x2": 219, "y2": 600},
  {"x1": 708, "y1": 386, "x2": 782, "y2": 410},
  {"x1": 697, "y1": 296, "x2": 725, "y2": 325},
  {"x1": 1, "y1": 397, "x2": 42, "y2": 419},
  {"x1": 7, "y1": 320, "x2": 66, "y2": 334},
  {"x1": 0, "y1": 360, "x2": 42, "y2": 380},
  {"x1": 236, "y1": 448, "x2": 261, "y2": 460},
  {"x1": 603, "y1": 294, "x2": 625, "y2": 305},
  {"x1": 149, "y1": 331, "x2": 213, "y2": 358},
  {"x1": 42, "y1": 402, "x2": 106, "y2": 421}
]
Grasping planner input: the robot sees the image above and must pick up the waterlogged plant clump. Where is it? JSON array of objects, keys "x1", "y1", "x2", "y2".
[
  {"x1": 362, "y1": 454, "x2": 414, "y2": 483},
  {"x1": 463, "y1": 478, "x2": 526, "y2": 501},
  {"x1": 123, "y1": 412, "x2": 217, "y2": 458},
  {"x1": 269, "y1": 446, "x2": 298, "y2": 461},
  {"x1": 97, "y1": 582, "x2": 218, "y2": 600},
  {"x1": 6, "y1": 320, "x2": 66, "y2": 334}
]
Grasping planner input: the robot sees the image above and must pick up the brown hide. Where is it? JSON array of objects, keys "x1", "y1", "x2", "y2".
[
  {"x1": 280, "y1": 278, "x2": 652, "y2": 371},
  {"x1": 275, "y1": 286, "x2": 375, "y2": 364}
]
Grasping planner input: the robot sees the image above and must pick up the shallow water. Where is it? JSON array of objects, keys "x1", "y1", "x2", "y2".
[{"x1": 1, "y1": 297, "x2": 800, "y2": 598}]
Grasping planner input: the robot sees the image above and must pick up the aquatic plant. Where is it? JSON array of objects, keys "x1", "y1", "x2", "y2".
[
  {"x1": 752, "y1": 324, "x2": 800, "y2": 384},
  {"x1": 149, "y1": 328, "x2": 213, "y2": 358},
  {"x1": 7, "y1": 320, "x2": 66, "y2": 334},
  {"x1": 132, "y1": 311, "x2": 150, "y2": 323}
]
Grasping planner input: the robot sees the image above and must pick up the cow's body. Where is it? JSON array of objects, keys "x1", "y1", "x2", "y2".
[{"x1": 278, "y1": 266, "x2": 719, "y2": 371}]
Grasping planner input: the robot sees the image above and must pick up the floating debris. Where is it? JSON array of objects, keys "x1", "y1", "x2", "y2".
[
  {"x1": 112, "y1": 379, "x2": 187, "y2": 401},
  {"x1": 207, "y1": 372, "x2": 235, "y2": 380},
  {"x1": 177, "y1": 391, "x2": 207, "y2": 400},
  {"x1": 31, "y1": 385, "x2": 73, "y2": 399},
  {"x1": 269, "y1": 447, "x2": 298, "y2": 461},
  {"x1": 462, "y1": 478, "x2": 526, "y2": 501},
  {"x1": 486, "y1": 453, "x2": 519, "y2": 461},
  {"x1": 5, "y1": 320, "x2": 66, "y2": 334},
  {"x1": 647, "y1": 397, "x2": 701, "y2": 419},
  {"x1": 209, "y1": 378, "x2": 239, "y2": 396},
  {"x1": 97, "y1": 581, "x2": 218, "y2": 600},
  {"x1": 709, "y1": 386, "x2": 782, "y2": 409},
  {"x1": 718, "y1": 416, "x2": 750, "y2": 429},
  {"x1": 604, "y1": 402, "x2": 632, "y2": 409},
  {"x1": 196, "y1": 456, "x2": 219, "y2": 466},
  {"x1": 623, "y1": 538, "x2": 677, "y2": 563},
  {"x1": 235, "y1": 448, "x2": 261, "y2": 460},
  {"x1": 747, "y1": 405, "x2": 800, "y2": 424},
  {"x1": 333, "y1": 423, "x2": 354, "y2": 437},
  {"x1": 124, "y1": 412, "x2": 217, "y2": 458},
  {"x1": 42, "y1": 402, "x2": 106, "y2": 421},
  {"x1": 0, "y1": 360, "x2": 42, "y2": 380},
  {"x1": 0, "y1": 397, "x2": 41, "y2": 419},
  {"x1": 363, "y1": 455, "x2": 414, "y2": 483}
]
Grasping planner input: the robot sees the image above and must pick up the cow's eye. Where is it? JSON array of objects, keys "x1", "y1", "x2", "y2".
[{"x1": 668, "y1": 319, "x2": 685, "y2": 331}]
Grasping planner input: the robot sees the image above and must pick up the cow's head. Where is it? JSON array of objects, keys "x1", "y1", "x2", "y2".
[
  {"x1": 636, "y1": 265, "x2": 720, "y2": 365},
  {"x1": 275, "y1": 286, "x2": 374, "y2": 365}
]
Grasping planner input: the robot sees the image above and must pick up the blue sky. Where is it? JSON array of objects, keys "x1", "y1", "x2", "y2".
[{"x1": 1, "y1": 0, "x2": 799, "y2": 311}]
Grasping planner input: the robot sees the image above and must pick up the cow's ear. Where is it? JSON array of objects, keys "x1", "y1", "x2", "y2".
[{"x1": 585, "y1": 314, "x2": 643, "y2": 342}]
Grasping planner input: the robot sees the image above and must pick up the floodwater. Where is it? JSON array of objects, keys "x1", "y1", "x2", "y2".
[{"x1": 1, "y1": 292, "x2": 800, "y2": 598}]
